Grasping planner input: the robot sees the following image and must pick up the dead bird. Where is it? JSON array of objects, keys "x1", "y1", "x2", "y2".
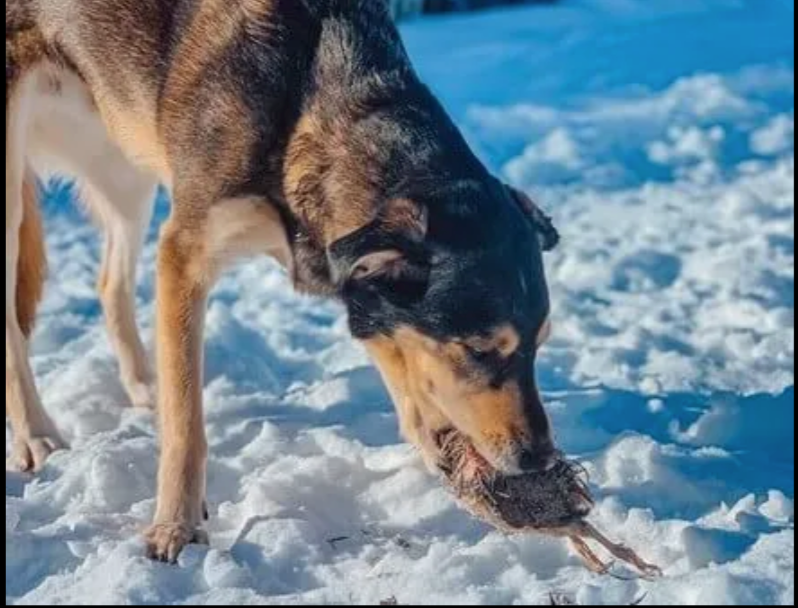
[{"x1": 437, "y1": 429, "x2": 662, "y2": 578}]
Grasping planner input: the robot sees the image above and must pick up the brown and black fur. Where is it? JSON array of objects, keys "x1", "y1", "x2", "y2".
[{"x1": 6, "y1": 0, "x2": 559, "y2": 562}]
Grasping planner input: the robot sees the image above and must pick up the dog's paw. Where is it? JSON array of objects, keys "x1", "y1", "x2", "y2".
[
  {"x1": 7, "y1": 434, "x2": 68, "y2": 473},
  {"x1": 144, "y1": 522, "x2": 209, "y2": 564}
]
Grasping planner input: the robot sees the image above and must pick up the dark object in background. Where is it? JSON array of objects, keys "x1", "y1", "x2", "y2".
[
  {"x1": 389, "y1": 0, "x2": 559, "y2": 20},
  {"x1": 422, "y1": 0, "x2": 558, "y2": 14}
]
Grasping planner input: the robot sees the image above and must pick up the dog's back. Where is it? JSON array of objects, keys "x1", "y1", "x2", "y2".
[{"x1": 12, "y1": 0, "x2": 405, "y2": 182}]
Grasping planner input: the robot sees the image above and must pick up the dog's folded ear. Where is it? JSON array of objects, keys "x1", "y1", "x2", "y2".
[
  {"x1": 344, "y1": 247, "x2": 430, "y2": 306},
  {"x1": 327, "y1": 198, "x2": 431, "y2": 304},
  {"x1": 505, "y1": 185, "x2": 560, "y2": 252},
  {"x1": 350, "y1": 249, "x2": 416, "y2": 282}
]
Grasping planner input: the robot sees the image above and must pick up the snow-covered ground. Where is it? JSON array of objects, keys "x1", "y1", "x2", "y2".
[{"x1": 6, "y1": 0, "x2": 795, "y2": 604}]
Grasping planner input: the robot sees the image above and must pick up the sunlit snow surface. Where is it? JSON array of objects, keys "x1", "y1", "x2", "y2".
[{"x1": 7, "y1": 0, "x2": 794, "y2": 604}]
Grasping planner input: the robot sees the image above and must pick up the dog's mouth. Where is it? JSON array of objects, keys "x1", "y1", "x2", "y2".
[{"x1": 433, "y1": 428, "x2": 593, "y2": 532}]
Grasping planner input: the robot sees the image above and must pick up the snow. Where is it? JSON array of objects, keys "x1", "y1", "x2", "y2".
[
  {"x1": 751, "y1": 115, "x2": 795, "y2": 156},
  {"x1": 6, "y1": 0, "x2": 794, "y2": 605}
]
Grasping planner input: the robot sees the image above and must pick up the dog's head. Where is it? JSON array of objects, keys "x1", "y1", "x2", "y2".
[{"x1": 329, "y1": 179, "x2": 560, "y2": 475}]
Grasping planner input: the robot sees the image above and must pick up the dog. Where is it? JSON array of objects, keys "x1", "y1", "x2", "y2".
[{"x1": 6, "y1": 0, "x2": 559, "y2": 562}]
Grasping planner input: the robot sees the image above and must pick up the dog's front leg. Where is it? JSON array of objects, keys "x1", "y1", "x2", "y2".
[
  {"x1": 144, "y1": 213, "x2": 212, "y2": 563},
  {"x1": 144, "y1": 197, "x2": 291, "y2": 563}
]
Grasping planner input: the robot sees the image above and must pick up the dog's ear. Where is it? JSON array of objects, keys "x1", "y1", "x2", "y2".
[
  {"x1": 346, "y1": 248, "x2": 430, "y2": 306},
  {"x1": 349, "y1": 249, "x2": 410, "y2": 281},
  {"x1": 506, "y1": 185, "x2": 560, "y2": 252},
  {"x1": 329, "y1": 198, "x2": 430, "y2": 304}
]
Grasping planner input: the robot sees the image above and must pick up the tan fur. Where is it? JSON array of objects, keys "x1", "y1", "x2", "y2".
[
  {"x1": 98, "y1": 103, "x2": 172, "y2": 182},
  {"x1": 463, "y1": 324, "x2": 521, "y2": 359},
  {"x1": 366, "y1": 326, "x2": 535, "y2": 474},
  {"x1": 149, "y1": 218, "x2": 212, "y2": 560},
  {"x1": 163, "y1": 0, "x2": 259, "y2": 108},
  {"x1": 146, "y1": 195, "x2": 290, "y2": 560},
  {"x1": 365, "y1": 335, "x2": 451, "y2": 472},
  {"x1": 204, "y1": 197, "x2": 293, "y2": 271},
  {"x1": 283, "y1": 112, "x2": 346, "y2": 244},
  {"x1": 284, "y1": 111, "x2": 382, "y2": 246},
  {"x1": 16, "y1": 176, "x2": 47, "y2": 338}
]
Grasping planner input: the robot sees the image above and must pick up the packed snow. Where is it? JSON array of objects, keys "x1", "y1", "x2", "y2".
[{"x1": 6, "y1": 0, "x2": 794, "y2": 605}]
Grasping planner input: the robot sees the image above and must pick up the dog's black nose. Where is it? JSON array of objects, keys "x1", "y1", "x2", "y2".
[{"x1": 518, "y1": 447, "x2": 556, "y2": 473}]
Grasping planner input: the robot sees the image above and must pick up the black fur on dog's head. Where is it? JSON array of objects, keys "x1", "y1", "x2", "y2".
[
  {"x1": 330, "y1": 176, "x2": 560, "y2": 475},
  {"x1": 331, "y1": 179, "x2": 557, "y2": 338}
]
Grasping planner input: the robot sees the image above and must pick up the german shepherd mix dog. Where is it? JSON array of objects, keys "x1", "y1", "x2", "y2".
[{"x1": 7, "y1": 0, "x2": 559, "y2": 561}]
